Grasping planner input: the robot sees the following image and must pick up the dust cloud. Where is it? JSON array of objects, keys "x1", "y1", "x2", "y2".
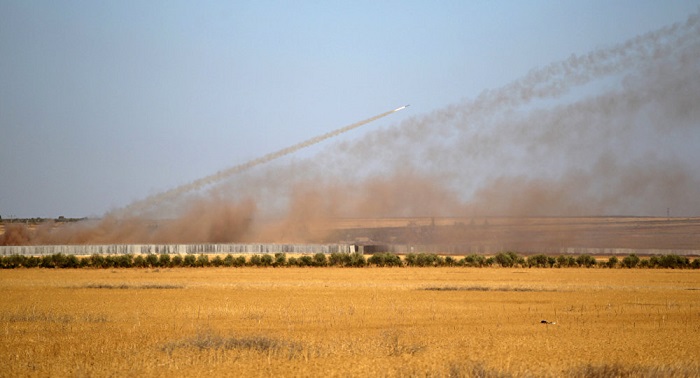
[{"x1": 3, "y1": 11, "x2": 699, "y2": 246}]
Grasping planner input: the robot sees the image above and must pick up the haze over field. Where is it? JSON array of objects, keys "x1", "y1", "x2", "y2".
[{"x1": 1, "y1": 3, "x2": 699, "y2": 245}]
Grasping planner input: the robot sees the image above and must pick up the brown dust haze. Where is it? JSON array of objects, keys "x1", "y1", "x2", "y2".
[{"x1": 3, "y1": 12, "x2": 700, "y2": 246}]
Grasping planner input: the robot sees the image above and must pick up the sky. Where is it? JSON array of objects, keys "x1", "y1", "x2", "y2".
[{"x1": 1, "y1": 1, "x2": 700, "y2": 219}]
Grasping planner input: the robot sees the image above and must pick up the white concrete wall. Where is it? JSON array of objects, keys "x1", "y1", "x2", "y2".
[
  {"x1": 1, "y1": 244, "x2": 697, "y2": 256},
  {"x1": 0, "y1": 244, "x2": 356, "y2": 256}
]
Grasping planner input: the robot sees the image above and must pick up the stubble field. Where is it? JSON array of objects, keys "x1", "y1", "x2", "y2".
[{"x1": 2, "y1": 267, "x2": 699, "y2": 377}]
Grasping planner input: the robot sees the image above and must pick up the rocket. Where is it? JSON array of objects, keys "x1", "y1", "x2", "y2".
[{"x1": 393, "y1": 104, "x2": 410, "y2": 112}]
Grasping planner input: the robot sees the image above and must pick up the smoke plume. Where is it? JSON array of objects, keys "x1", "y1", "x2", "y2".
[{"x1": 2, "y1": 11, "x2": 699, "y2": 246}]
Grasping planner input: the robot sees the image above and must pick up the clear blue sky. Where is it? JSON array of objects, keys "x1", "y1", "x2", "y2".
[{"x1": 1, "y1": 1, "x2": 699, "y2": 218}]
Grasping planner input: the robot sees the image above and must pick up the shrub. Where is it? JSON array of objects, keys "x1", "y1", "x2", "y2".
[
  {"x1": 385, "y1": 253, "x2": 403, "y2": 267},
  {"x1": 435, "y1": 254, "x2": 446, "y2": 266},
  {"x1": 329, "y1": 252, "x2": 352, "y2": 267},
  {"x1": 30, "y1": 256, "x2": 42, "y2": 268},
  {"x1": 367, "y1": 253, "x2": 384, "y2": 267},
  {"x1": 527, "y1": 254, "x2": 549, "y2": 268},
  {"x1": 113, "y1": 254, "x2": 133, "y2": 268},
  {"x1": 55, "y1": 253, "x2": 70, "y2": 268},
  {"x1": 77, "y1": 256, "x2": 89, "y2": 268},
  {"x1": 298, "y1": 255, "x2": 313, "y2": 267},
  {"x1": 133, "y1": 255, "x2": 147, "y2": 268},
  {"x1": 506, "y1": 251, "x2": 520, "y2": 265},
  {"x1": 556, "y1": 255, "x2": 569, "y2": 268},
  {"x1": 576, "y1": 254, "x2": 597, "y2": 268},
  {"x1": 145, "y1": 254, "x2": 159, "y2": 268},
  {"x1": 495, "y1": 252, "x2": 515, "y2": 267},
  {"x1": 1, "y1": 255, "x2": 25, "y2": 269},
  {"x1": 404, "y1": 253, "x2": 417, "y2": 266},
  {"x1": 39, "y1": 255, "x2": 54, "y2": 269},
  {"x1": 287, "y1": 256, "x2": 299, "y2": 267},
  {"x1": 210, "y1": 255, "x2": 223, "y2": 267},
  {"x1": 368, "y1": 253, "x2": 401, "y2": 267},
  {"x1": 462, "y1": 254, "x2": 486, "y2": 267},
  {"x1": 445, "y1": 256, "x2": 457, "y2": 266},
  {"x1": 19, "y1": 255, "x2": 37, "y2": 268},
  {"x1": 691, "y1": 258, "x2": 700, "y2": 269},
  {"x1": 41, "y1": 254, "x2": 69, "y2": 269},
  {"x1": 183, "y1": 254, "x2": 196, "y2": 267},
  {"x1": 64, "y1": 254, "x2": 80, "y2": 268},
  {"x1": 159, "y1": 254, "x2": 171, "y2": 267},
  {"x1": 606, "y1": 256, "x2": 619, "y2": 268},
  {"x1": 234, "y1": 256, "x2": 247, "y2": 267},
  {"x1": 312, "y1": 253, "x2": 327, "y2": 267},
  {"x1": 639, "y1": 258, "x2": 651, "y2": 268},
  {"x1": 260, "y1": 254, "x2": 273, "y2": 267},
  {"x1": 21, "y1": 256, "x2": 38, "y2": 268},
  {"x1": 649, "y1": 255, "x2": 660, "y2": 268},
  {"x1": 273, "y1": 253, "x2": 287, "y2": 267},
  {"x1": 249, "y1": 255, "x2": 262, "y2": 267},
  {"x1": 657, "y1": 254, "x2": 690, "y2": 269},
  {"x1": 171, "y1": 254, "x2": 183, "y2": 267},
  {"x1": 556, "y1": 255, "x2": 577, "y2": 268},
  {"x1": 222, "y1": 254, "x2": 235, "y2": 267},
  {"x1": 348, "y1": 252, "x2": 366, "y2": 267},
  {"x1": 415, "y1": 253, "x2": 440, "y2": 267},
  {"x1": 104, "y1": 255, "x2": 119, "y2": 268},
  {"x1": 195, "y1": 254, "x2": 209, "y2": 267},
  {"x1": 621, "y1": 254, "x2": 640, "y2": 268}
]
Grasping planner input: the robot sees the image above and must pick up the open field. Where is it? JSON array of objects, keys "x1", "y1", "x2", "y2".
[{"x1": 2, "y1": 268, "x2": 699, "y2": 377}]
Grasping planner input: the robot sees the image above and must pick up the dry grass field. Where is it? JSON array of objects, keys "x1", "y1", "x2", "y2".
[{"x1": 2, "y1": 267, "x2": 699, "y2": 377}]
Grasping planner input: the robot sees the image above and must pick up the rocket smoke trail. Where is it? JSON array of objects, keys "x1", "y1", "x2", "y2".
[
  {"x1": 116, "y1": 105, "x2": 409, "y2": 216},
  {"x1": 213, "y1": 10, "x2": 700, "y2": 219},
  {"x1": 4, "y1": 11, "x2": 699, "y2": 246}
]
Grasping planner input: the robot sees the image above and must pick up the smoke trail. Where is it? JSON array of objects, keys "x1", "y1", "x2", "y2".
[
  {"x1": 115, "y1": 106, "x2": 407, "y2": 217},
  {"x1": 3, "y1": 11, "x2": 699, "y2": 246},
  {"x1": 126, "y1": 11, "x2": 699, "y2": 220},
  {"x1": 214, "y1": 10, "x2": 700, "y2": 220}
]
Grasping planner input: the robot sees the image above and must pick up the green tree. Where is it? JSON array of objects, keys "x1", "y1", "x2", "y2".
[
  {"x1": 462, "y1": 254, "x2": 486, "y2": 267},
  {"x1": 349, "y1": 252, "x2": 366, "y2": 267},
  {"x1": 249, "y1": 255, "x2": 262, "y2": 267},
  {"x1": 171, "y1": 255, "x2": 184, "y2": 267},
  {"x1": 183, "y1": 254, "x2": 196, "y2": 267},
  {"x1": 621, "y1": 254, "x2": 640, "y2": 268},
  {"x1": 210, "y1": 255, "x2": 223, "y2": 267},
  {"x1": 273, "y1": 253, "x2": 287, "y2": 267},
  {"x1": 312, "y1": 253, "x2": 327, "y2": 267},
  {"x1": 145, "y1": 254, "x2": 159, "y2": 268},
  {"x1": 195, "y1": 254, "x2": 210, "y2": 267},
  {"x1": 495, "y1": 252, "x2": 515, "y2": 267},
  {"x1": 133, "y1": 255, "x2": 147, "y2": 268},
  {"x1": 260, "y1": 254, "x2": 273, "y2": 267},
  {"x1": 576, "y1": 254, "x2": 597, "y2": 268},
  {"x1": 159, "y1": 254, "x2": 171, "y2": 267},
  {"x1": 404, "y1": 253, "x2": 417, "y2": 266},
  {"x1": 527, "y1": 254, "x2": 549, "y2": 268},
  {"x1": 299, "y1": 255, "x2": 313, "y2": 267}
]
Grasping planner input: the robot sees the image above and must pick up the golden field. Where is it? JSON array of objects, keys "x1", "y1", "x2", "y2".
[{"x1": 2, "y1": 267, "x2": 699, "y2": 377}]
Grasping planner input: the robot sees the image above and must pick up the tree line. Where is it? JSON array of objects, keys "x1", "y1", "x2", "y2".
[{"x1": 1, "y1": 251, "x2": 698, "y2": 269}]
